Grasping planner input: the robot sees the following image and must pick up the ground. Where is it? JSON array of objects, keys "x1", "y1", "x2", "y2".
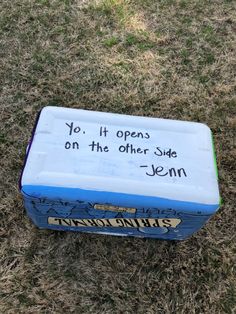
[{"x1": 0, "y1": 0, "x2": 236, "y2": 313}]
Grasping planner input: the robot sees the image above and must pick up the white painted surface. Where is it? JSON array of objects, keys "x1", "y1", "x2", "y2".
[{"x1": 22, "y1": 106, "x2": 220, "y2": 205}]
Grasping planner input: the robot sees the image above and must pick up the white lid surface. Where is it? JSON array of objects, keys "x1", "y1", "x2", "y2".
[{"x1": 21, "y1": 106, "x2": 220, "y2": 205}]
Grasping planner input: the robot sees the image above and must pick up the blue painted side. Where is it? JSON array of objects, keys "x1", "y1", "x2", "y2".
[
  {"x1": 21, "y1": 185, "x2": 218, "y2": 240},
  {"x1": 22, "y1": 185, "x2": 219, "y2": 214}
]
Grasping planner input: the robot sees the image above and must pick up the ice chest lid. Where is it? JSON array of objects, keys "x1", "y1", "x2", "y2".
[{"x1": 20, "y1": 106, "x2": 220, "y2": 213}]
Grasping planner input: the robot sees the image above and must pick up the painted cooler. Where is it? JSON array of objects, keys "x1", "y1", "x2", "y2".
[{"x1": 20, "y1": 106, "x2": 220, "y2": 240}]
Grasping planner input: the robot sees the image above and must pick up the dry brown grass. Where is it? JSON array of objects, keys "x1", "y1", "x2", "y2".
[{"x1": 0, "y1": 0, "x2": 236, "y2": 313}]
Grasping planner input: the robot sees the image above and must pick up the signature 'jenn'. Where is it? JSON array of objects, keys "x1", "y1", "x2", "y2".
[{"x1": 140, "y1": 164, "x2": 187, "y2": 178}]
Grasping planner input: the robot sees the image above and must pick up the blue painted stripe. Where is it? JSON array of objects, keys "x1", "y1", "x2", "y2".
[{"x1": 21, "y1": 184, "x2": 219, "y2": 214}]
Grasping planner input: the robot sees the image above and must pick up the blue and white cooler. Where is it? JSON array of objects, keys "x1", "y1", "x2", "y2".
[{"x1": 20, "y1": 106, "x2": 220, "y2": 240}]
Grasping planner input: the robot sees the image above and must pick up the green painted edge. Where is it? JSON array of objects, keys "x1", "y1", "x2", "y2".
[{"x1": 211, "y1": 132, "x2": 222, "y2": 206}]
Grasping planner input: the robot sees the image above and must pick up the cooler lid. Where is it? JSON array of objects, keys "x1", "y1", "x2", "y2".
[{"x1": 20, "y1": 106, "x2": 220, "y2": 211}]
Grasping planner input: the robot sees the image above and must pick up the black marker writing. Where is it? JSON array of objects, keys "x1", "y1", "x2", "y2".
[
  {"x1": 140, "y1": 165, "x2": 187, "y2": 178},
  {"x1": 65, "y1": 141, "x2": 79, "y2": 150},
  {"x1": 100, "y1": 126, "x2": 109, "y2": 137},
  {"x1": 116, "y1": 130, "x2": 150, "y2": 141},
  {"x1": 118, "y1": 143, "x2": 149, "y2": 154},
  {"x1": 66, "y1": 122, "x2": 81, "y2": 136},
  {"x1": 89, "y1": 141, "x2": 109, "y2": 152},
  {"x1": 154, "y1": 147, "x2": 177, "y2": 158}
]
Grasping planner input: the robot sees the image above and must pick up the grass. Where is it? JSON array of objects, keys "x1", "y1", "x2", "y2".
[
  {"x1": 103, "y1": 36, "x2": 120, "y2": 47},
  {"x1": 0, "y1": 0, "x2": 236, "y2": 313}
]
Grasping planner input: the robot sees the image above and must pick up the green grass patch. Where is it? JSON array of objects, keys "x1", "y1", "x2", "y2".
[
  {"x1": 219, "y1": 284, "x2": 236, "y2": 314},
  {"x1": 180, "y1": 48, "x2": 191, "y2": 65},
  {"x1": 89, "y1": 0, "x2": 133, "y2": 27},
  {"x1": 0, "y1": 133, "x2": 7, "y2": 144},
  {"x1": 103, "y1": 36, "x2": 120, "y2": 47},
  {"x1": 124, "y1": 32, "x2": 155, "y2": 50},
  {"x1": 200, "y1": 50, "x2": 215, "y2": 65},
  {"x1": 198, "y1": 75, "x2": 210, "y2": 84}
]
